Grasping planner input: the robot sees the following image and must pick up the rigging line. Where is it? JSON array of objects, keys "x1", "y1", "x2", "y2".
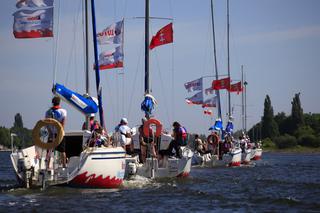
[
  {"x1": 65, "y1": 1, "x2": 82, "y2": 88},
  {"x1": 171, "y1": 25, "x2": 175, "y2": 122},
  {"x1": 53, "y1": 0, "x2": 61, "y2": 87},
  {"x1": 169, "y1": 0, "x2": 174, "y2": 121},
  {"x1": 127, "y1": 35, "x2": 145, "y2": 119},
  {"x1": 154, "y1": 47, "x2": 171, "y2": 126},
  {"x1": 113, "y1": 0, "x2": 117, "y2": 23},
  {"x1": 123, "y1": 0, "x2": 128, "y2": 19},
  {"x1": 82, "y1": 0, "x2": 86, "y2": 92}
]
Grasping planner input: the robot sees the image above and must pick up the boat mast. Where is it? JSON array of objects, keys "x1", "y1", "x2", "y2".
[
  {"x1": 210, "y1": 0, "x2": 222, "y2": 119},
  {"x1": 145, "y1": 0, "x2": 150, "y2": 95},
  {"x1": 241, "y1": 65, "x2": 245, "y2": 132},
  {"x1": 227, "y1": 0, "x2": 231, "y2": 118},
  {"x1": 91, "y1": 0, "x2": 105, "y2": 128},
  {"x1": 84, "y1": 0, "x2": 90, "y2": 130}
]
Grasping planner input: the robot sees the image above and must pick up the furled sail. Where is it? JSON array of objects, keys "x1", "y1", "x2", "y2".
[{"x1": 53, "y1": 83, "x2": 98, "y2": 114}]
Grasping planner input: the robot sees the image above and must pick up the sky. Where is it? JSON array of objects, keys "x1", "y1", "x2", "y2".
[{"x1": 0, "y1": 0, "x2": 320, "y2": 136}]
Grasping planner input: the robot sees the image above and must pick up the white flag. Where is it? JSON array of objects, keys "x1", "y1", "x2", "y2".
[
  {"x1": 185, "y1": 91, "x2": 203, "y2": 105},
  {"x1": 97, "y1": 20, "x2": 124, "y2": 45},
  {"x1": 16, "y1": 0, "x2": 53, "y2": 8},
  {"x1": 205, "y1": 87, "x2": 214, "y2": 95},
  {"x1": 184, "y1": 78, "x2": 203, "y2": 92},
  {"x1": 202, "y1": 96, "x2": 217, "y2": 108},
  {"x1": 98, "y1": 46, "x2": 124, "y2": 70},
  {"x1": 13, "y1": 0, "x2": 54, "y2": 38}
]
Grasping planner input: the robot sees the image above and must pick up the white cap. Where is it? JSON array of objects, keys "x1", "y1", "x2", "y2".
[
  {"x1": 90, "y1": 113, "x2": 95, "y2": 117},
  {"x1": 121, "y1": 118, "x2": 128, "y2": 124}
]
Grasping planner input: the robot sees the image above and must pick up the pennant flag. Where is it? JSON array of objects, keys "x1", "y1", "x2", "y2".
[
  {"x1": 204, "y1": 110, "x2": 213, "y2": 115},
  {"x1": 185, "y1": 91, "x2": 203, "y2": 105},
  {"x1": 204, "y1": 87, "x2": 214, "y2": 95},
  {"x1": 212, "y1": 77, "x2": 231, "y2": 90},
  {"x1": 13, "y1": 0, "x2": 54, "y2": 39},
  {"x1": 202, "y1": 96, "x2": 217, "y2": 108},
  {"x1": 98, "y1": 46, "x2": 124, "y2": 70},
  {"x1": 149, "y1": 22, "x2": 173, "y2": 50},
  {"x1": 228, "y1": 81, "x2": 243, "y2": 94},
  {"x1": 184, "y1": 78, "x2": 203, "y2": 92},
  {"x1": 97, "y1": 19, "x2": 124, "y2": 45}
]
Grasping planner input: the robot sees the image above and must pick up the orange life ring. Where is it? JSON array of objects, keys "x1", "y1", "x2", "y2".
[
  {"x1": 143, "y1": 118, "x2": 162, "y2": 137},
  {"x1": 207, "y1": 133, "x2": 219, "y2": 145},
  {"x1": 32, "y1": 118, "x2": 65, "y2": 150}
]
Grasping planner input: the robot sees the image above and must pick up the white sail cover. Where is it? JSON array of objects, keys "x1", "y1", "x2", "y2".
[
  {"x1": 97, "y1": 20, "x2": 124, "y2": 45},
  {"x1": 13, "y1": 0, "x2": 54, "y2": 38}
]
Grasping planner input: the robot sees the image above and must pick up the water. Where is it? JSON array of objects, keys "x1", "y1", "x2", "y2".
[{"x1": 1, "y1": 151, "x2": 320, "y2": 212}]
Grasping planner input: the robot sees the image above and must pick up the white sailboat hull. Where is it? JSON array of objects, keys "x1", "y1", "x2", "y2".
[
  {"x1": 10, "y1": 131, "x2": 126, "y2": 189},
  {"x1": 251, "y1": 148, "x2": 263, "y2": 161},
  {"x1": 192, "y1": 147, "x2": 242, "y2": 167},
  {"x1": 241, "y1": 148, "x2": 252, "y2": 165},
  {"x1": 125, "y1": 134, "x2": 193, "y2": 179}
]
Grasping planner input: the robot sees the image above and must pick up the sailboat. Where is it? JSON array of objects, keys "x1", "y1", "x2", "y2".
[
  {"x1": 117, "y1": 0, "x2": 193, "y2": 179},
  {"x1": 10, "y1": 0, "x2": 126, "y2": 189},
  {"x1": 191, "y1": 0, "x2": 241, "y2": 167}
]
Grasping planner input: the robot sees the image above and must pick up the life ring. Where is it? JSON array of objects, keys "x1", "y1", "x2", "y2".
[
  {"x1": 207, "y1": 133, "x2": 219, "y2": 145},
  {"x1": 32, "y1": 118, "x2": 65, "y2": 150},
  {"x1": 143, "y1": 118, "x2": 162, "y2": 137}
]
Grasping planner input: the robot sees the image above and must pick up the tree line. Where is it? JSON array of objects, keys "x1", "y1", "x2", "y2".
[
  {"x1": 0, "y1": 113, "x2": 32, "y2": 150},
  {"x1": 247, "y1": 93, "x2": 320, "y2": 149}
]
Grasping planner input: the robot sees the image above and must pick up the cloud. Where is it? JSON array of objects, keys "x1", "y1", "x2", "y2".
[{"x1": 238, "y1": 25, "x2": 320, "y2": 44}]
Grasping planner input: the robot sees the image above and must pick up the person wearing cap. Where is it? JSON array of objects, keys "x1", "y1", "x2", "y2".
[
  {"x1": 45, "y1": 96, "x2": 67, "y2": 168},
  {"x1": 82, "y1": 113, "x2": 98, "y2": 131},
  {"x1": 115, "y1": 118, "x2": 133, "y2": 154}
]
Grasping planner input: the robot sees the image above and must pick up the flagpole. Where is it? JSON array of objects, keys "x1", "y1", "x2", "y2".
[{"x1": 210, "y1": 0, "x2": 222, "y2": 119}]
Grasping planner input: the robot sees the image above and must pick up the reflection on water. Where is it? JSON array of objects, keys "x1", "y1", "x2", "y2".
[{"x1": 1, "y1": 151, "x2": 320, "y2": 212}]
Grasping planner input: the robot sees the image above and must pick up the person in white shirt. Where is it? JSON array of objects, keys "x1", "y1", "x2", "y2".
[
  {"x1": 45, "y1": 96, "x2": 67, "y2": 168},
  {"x1": 115, "y1": 118, "x2": 133, "y2": 154}
]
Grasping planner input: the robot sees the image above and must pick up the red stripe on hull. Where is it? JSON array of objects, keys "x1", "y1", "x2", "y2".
[
  {"x1": 229, "y1": 161, "x2": 241, "y2": 167},
  {"x1": 70, "y1": 171, "x2": 123, "y2": 188},
  {"x1": 177, "y1": 172, "x2": 189, "y2": 177},
  {"x1": 252, "y1": 155, "x2": 261, "y2": 161}
]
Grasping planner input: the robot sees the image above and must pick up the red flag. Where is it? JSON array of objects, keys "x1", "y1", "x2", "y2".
[
  {"x1": 212, "y1": 77, "x2": 231, "y2": 90},
  {"x1": 228, "y1": 81, "x2": 243, "y2": 94},
  {"x1": 149, "y1": 23, "x2": 173, "y2": 50}
]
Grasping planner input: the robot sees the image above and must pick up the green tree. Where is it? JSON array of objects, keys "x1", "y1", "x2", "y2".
[
  {"x1": 14, "y1": 113, "x2": 24, "y2": 129},
  {"x1": 290, "y1": 93, "x2": 304, "y2": 133},
  {"x1": 304, "y1": 113, "x2": 320, "y2": 136},
  {"x1": 10, "y1": 113, "x2": 32, "y2": 148},
  {"x1": 0, "y1": 127, "x2": 10, "y2": 148},
  {"x1": 261, "y1": 95, "x2": 279, "y2": 139}
]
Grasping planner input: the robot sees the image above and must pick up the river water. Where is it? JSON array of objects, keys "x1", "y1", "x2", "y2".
[{"x1": 0, "y1": 151, "x2": 319, "y2": 212}]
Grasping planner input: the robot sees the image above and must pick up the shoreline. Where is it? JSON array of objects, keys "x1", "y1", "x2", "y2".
[{"x1": 263, "y1": 147, "x2": 320, "y2": 154}]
